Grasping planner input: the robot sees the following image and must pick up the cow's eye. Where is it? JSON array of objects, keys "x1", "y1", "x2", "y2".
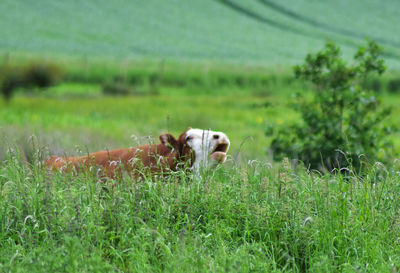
[{"x1": 185, "y1": 136, "x2": 192, "y2": 142}]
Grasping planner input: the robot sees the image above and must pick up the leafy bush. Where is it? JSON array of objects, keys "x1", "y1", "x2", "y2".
[
  {"x1": 0, "y1": 62, "x2": 61, "y2": 101},
  {"x1": 23, "y1": 62, "x2": 61, "y2": 88},
  {"x1": 268, "y1": 41, "x2": 392, "y2": 171}
]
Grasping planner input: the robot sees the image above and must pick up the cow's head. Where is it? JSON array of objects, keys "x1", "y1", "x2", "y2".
[
  {"x1": 183, "y1": 128, "x2": 230, "y2": 171},
  {"x1": 159, "y1": 128, "x2": 230, "y2": 172}
]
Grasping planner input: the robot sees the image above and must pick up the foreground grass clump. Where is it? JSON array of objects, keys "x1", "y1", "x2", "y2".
[{"x1": 1, "y1": 152, "x2": 400, "y2": 272}]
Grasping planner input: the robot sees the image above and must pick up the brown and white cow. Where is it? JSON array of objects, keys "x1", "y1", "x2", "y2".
[{"x1": 46, "y1": 128, "x2": 230, "y2": 178}]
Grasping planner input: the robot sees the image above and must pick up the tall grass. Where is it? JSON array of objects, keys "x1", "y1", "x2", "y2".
[{"x1": 1, "y1": 150, "x2": 400, "y2": 272}]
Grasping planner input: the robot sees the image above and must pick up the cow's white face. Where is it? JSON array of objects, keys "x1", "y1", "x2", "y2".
[{"x1": 185, "y1": 128, "x2": 230, "y2": 171}]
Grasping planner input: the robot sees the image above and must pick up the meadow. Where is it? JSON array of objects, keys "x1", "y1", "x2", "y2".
[
  {"x1": 1, "y1": 59, "x2": 400, "y2": 272},
  {"x1": 2, "y1": 145, "x2": 400, "y2": 272},
  {"x1": 2, "y1": 0, "x2": 400, "y2": 271},
  {"x1": 1, "y1": 0, "x2": 400, "y2": 67},
  {"x1": 1, "y1": 57, "x2": 400, "y2": 162}
]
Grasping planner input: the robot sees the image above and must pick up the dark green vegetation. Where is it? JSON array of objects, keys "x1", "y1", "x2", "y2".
[
  {"x1": 270, "y1": 41, "x2": 392, "y2": 171},
  {"x1": 2, "y1": 153, "x2": 400, "y2": 272},
  {"x1": 1, "y1": 0, "x2": 400, "y2": 67},
  {"x1": 0, "y1": 61, "x2": 61, "y2": 101}
]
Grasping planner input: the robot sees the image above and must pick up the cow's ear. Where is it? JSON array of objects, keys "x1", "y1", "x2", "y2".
[{"x1": 159, "y1": 133, "x2": 178, "y2": 149}]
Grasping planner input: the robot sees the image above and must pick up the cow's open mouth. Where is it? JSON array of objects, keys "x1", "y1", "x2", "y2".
[
  {"x1": 211, "y1": 143, "x2": 229, "y2": 155},
  {"x1": 209, "y1": 143, "x2": 229, "y2": 163}
]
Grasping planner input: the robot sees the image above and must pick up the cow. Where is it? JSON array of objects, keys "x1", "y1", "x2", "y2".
[{"x1": 46, "y1": 128, "x2": 230, "y2": 178}]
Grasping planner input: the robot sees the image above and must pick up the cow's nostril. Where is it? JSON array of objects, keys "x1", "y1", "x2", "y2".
[{"x1": 213, "y1": 134, "x2": 219, "y2": 140}]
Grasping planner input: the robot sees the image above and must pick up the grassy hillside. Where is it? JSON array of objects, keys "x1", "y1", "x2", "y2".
[{"x1": 1, "y1": 0, "x2": 399, "y2": 67}]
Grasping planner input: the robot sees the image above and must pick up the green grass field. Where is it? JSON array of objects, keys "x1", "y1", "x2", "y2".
[
  {"x1": 0, "y1": 85, "x2": 292, "y2": 161},
  {"x1": 1, "y1": 0, "x2": 400, "y2": 67},
  {"x1": 1, "y1": 80, "x2": 400, "y2": 161},
  {"x1": 2, "y1": 0, "x2": 400, "y2": 272},
  {"x1": 1, "y1": 79, "x2": 400, "y2": 271}
]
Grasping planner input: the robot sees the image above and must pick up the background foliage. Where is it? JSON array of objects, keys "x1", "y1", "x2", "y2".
[{"x1": 269, "y1": 41, "x2": 392, "y2": 171}]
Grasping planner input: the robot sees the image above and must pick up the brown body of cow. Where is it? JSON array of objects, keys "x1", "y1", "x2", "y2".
[{"x1": 46, "y1": 128, "x2": 230, "y2": 178}]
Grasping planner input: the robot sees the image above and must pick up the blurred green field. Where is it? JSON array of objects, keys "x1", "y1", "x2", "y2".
[
  {"x1": 1, "y1": 82, "x2": 400, "y2": 163},
  {"x1": 0, "y1": 83, "x2": 295, "y2": 161},
  {"x1": 1, "y1": 0, "x2": 400, "y2": 67}
]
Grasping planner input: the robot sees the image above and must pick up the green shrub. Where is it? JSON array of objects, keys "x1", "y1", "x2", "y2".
[
  {"x1": 23, "y1": 62, "x2": 61, "y2": 88},
  {"x1": 0, "y1": 62, "x2": 62, "y2": 101},
  {"x1": 268, "y1": 41, "x2": 391, "y2": 171}
]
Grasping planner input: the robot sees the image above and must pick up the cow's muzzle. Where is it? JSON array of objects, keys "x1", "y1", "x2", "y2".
[{"x1": 210, "y1": 142, "x2": 230, "y2": 163}]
